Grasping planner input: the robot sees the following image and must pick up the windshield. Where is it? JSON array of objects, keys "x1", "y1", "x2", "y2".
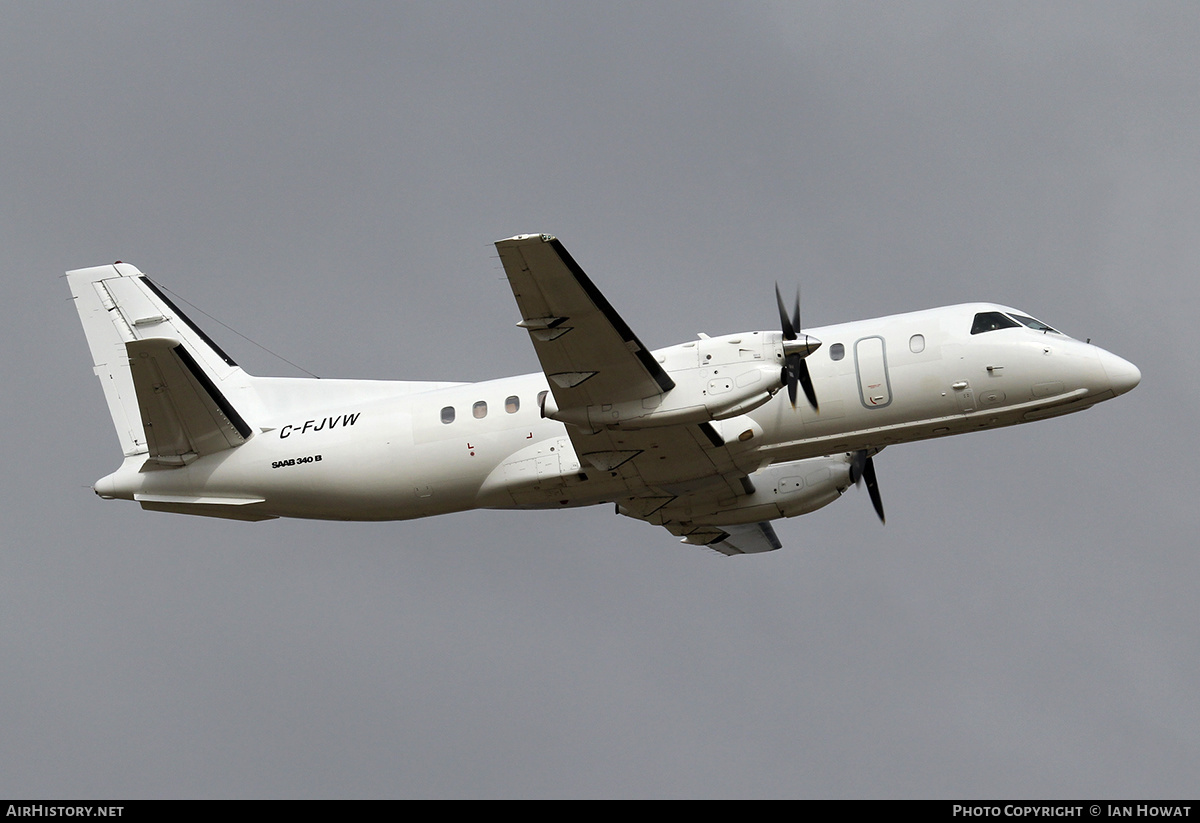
[
  {"x1": 1007, "y1": 313, "x2": 1061, "y2": 334},
  {"x1": 971, "y1": 310, "x2": 1063, "y2": 336},
  {"x1": 970, "y1": 311, "x2": 1021, "y2": 335}
]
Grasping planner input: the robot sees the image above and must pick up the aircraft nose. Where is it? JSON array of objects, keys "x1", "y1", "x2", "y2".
[{"x1": 1098, "y1": 349, "x2": 1141, "y2": 397}]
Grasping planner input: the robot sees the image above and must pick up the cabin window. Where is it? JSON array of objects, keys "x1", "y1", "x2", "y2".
[
  {"x1": 910, "y1": 334, "x2": 925, "y2": 353},
  {"x1": 537, "y1": 390, "x2": 548, "y2": 409},
  {"x1": 473, "y1": 401, "x2": 488, "y2": 419},
  {"x1": 505, "y1": 395, "x2": 520, "y2": 414},
  {"x1": 971, "y1": 311, "x2": 1020, "y2": 335},
  {"x1": 440, "y1": 406, "x2": 455, "y2": 424},
  {"x1": 829, "y1": 343, "x2": 845, "y2": 361}
]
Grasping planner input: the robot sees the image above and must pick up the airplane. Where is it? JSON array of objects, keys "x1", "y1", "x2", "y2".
[{"x1": 66, "y1": 233, "x2": 1141, "y2": 555}]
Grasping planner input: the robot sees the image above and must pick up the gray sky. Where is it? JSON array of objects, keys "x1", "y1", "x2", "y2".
[{"x1": 3, "y1": 2, "x2": 1196, "y2": 798}]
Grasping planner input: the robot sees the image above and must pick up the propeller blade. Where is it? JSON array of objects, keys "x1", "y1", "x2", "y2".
[
  {"x1": 797, "y1": 359, "x2": 819, "y2": 412},
  {"x1": 849, "y1": 450, "x2": 885, "y2": 523},
  {"x1": 849, "y1": 449, "x2": 866, "y2": 485},
  {"x1": 775, "y1": 284, "x2": 796, "y2": 340},
  {"x1": 791, "y1": 290, "x2": 801, "y2": 342},
  {"x1": 783, "y1": 360, "x2": 798, "y2": 406},
  {"x1": 861, "y1": 454, "x2": 886, "y2": 524},
  {"x1": 775, "y1": 285, "x2": 818, "y2": 410}
]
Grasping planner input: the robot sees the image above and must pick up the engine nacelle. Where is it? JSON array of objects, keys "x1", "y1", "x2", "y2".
[
  {"x1": 619, "y1": 454, "x2": 855, "y2": 527},
  {"x1": 542, "y1": 331, "x2": 786, "y2": 430}
]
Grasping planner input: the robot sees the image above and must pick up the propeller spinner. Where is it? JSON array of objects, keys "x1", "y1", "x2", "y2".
[{"x1": 775, "y1": 285, "x2": 821, "y2": 411}]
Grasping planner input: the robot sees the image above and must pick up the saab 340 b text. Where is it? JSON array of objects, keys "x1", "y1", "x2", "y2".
[{"x1": 68, "y1": 234, "x2": 1140, "y2": 555}]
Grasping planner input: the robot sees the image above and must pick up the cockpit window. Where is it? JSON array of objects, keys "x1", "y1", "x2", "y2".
[
  {"x1": 971, "y1": 311, "x2": 1021, "y2": 335},
  {"x1": 1008, "y1": 313, "x2": 1061, "y2": 334}
]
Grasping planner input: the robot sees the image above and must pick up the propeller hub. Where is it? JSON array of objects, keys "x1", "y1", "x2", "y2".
[
  {"x1": 774, "y1": 283, "x2": 820, "y2": 411},
  {"x1": 782, "y1": 335, "x2": 822, "y2": 359}
]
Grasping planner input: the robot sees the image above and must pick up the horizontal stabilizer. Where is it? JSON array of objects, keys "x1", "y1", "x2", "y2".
[
  {"x1": 127, "y1": 337, "x2": 252, "y2": 465},
  {"x1": 135, "y1": 493, "x2": 276, "y2": 521}
]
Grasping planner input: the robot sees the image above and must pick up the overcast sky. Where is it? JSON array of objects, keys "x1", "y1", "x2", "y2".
[{"x1": 3, "y1": 2, "x2": 1197, "y2": 798}]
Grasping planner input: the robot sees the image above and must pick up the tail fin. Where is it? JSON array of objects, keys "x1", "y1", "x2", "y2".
[{"x1": 67, "y1": 262, "x2": 255, "y2": 465}]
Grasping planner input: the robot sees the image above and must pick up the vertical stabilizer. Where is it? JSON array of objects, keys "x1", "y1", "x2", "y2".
[{"x1": 67, "y1": 263, "x2": 254, "y2": 460}]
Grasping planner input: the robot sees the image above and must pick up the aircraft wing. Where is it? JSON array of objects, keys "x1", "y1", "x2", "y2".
[
  {"x1": 496, "y1": 233, "x2": 749, "y2": 490},
  {"x1": 497, "y1": 234, "x2": 785, "y2": 554},
  {"x1": 623, "y1": 512, "x2": 783, "y2": 556},
  {"x1": 693, "y1": 522, "x2": 783, "y2": 556},
  {"x1": 495, "y1": 234, "x2": 675, "y2": 415}
]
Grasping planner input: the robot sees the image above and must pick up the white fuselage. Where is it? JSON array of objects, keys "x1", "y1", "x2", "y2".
[{"x1": 93, "y1": 302, "x2": 1140, "y2": 521}]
